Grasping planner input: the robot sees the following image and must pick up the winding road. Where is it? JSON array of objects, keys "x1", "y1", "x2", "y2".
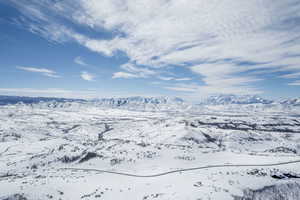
[{"x1": 60, "y1": 159, "x2": 300, "y2": 178}]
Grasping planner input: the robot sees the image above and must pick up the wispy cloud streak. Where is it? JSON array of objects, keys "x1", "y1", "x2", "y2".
[
  {"x1": 17, "y1": 66, "x2": 60, "y2": 78},
  {"x1": 8, "y1": 0, "x2": 300, "y2": 95}
]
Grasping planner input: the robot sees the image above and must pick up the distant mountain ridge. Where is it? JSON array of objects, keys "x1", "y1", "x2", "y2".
[
  {"x1": 90, "y1": 96, "x2": 188, "y2": 111},
  {"x1": 199, "y1": 94, "x2": 274, "y2": 105},
  {"x1": 0, "y1": 95, "x2": 85, "y2": 106},
  {"x1": 1, "y1": 95, "x2": 300, "y2": 108},
  {"x1": 279, "y1": 98, "x2": 300, "y2": 106},
  {"x1": 92, "y1": 96, "x2": 184, "y2": 106},
  {"x1": 0, "y1": 95, "x2": 188, "y2": 111}
]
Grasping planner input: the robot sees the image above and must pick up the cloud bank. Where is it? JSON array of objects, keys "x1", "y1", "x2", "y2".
[{"x1": 8, "y1": 0, "x2": 300, "y2": 96}]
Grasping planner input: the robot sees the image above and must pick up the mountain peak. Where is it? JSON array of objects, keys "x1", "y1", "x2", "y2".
[
  {"x1": 199, "y1": 94, "x2": 273, "y2": 105},
  {"x1": 279, "y1": 98, "x2": 300, "y2": 106},
  {"x1": 92, "y1": 96, "x2": 185, "y2": 106}
]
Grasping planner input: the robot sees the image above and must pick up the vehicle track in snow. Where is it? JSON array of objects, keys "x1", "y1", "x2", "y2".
[{"x1": 60, "y1": 159, "x2": 300, "y2": 178}]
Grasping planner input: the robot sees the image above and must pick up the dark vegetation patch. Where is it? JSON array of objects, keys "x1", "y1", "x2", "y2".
[
  {"x1": 1, "y1": 194, "x2": 27, "y2": 200},
  {"x1": 79, "y1": 152, "x2": 101, "y2": 163}
]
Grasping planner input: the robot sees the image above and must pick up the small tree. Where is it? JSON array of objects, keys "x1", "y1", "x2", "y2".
[{"x1": 98, "y1": 123, "x2": 113, "y2": 141}]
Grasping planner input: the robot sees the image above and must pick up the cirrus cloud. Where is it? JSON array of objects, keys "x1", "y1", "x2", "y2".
[
  {"x1": 7, "y1": 0, "x2": 300, "y2": 96},
  {"x1": 112, "y1": 71, "x2": 139, "y2": 79},
  {"x1": 16, "y1": 66, "x2": 60, "y2": 78}
]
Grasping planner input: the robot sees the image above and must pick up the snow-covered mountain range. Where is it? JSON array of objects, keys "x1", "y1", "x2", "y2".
[
  {"x1": 279, "y1": 98, "x2": 300, "y2": 106},
  {"x1": 1, "y1": 95, "x2": 300, "y2": 109},
  {"x1": 0, "y1": 95, "x2": 85, "y2": 106},
  {"x1": 91, "y1": 96, "x2": 184, "y2": 106},
  {"x1": 91, "y1": 96, "x2": 189, "y2": 111},
  {"x1": 198, "y1": 94, "x2": 274, "y2": 105}
]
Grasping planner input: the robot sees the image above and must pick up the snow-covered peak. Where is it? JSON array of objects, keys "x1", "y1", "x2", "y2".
[
  {"x1": 279, "y1": 98, "x2": 300, "y2": 106},
  {"x1": 199, "y1": 94, "x2": 273, "y2": 105},
  {"x1": 92, "y1": 96, "x2": 185, "y2": 106},
  {"x1": 90, "y1": 96, "x2": 189, "y2": 111}
]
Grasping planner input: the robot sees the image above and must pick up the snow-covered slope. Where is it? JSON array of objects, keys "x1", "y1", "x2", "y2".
[{"x1": 0, "y1": 98, "x2": 300, "y2": 199}]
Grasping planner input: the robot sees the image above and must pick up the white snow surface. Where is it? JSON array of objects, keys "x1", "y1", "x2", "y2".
[{"x1": 0, "y1": 99, "x2": 300, "y2": 200}]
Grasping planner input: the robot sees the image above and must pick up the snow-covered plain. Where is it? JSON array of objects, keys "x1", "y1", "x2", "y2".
[{"x1": 1, "y1": 97, "x2": 300, "y2": 200}]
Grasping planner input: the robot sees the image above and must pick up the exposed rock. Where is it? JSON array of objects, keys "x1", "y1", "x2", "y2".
[
  {"x1": 1, "y1": 194, "x2": 28, "y2": 200},
  {"x1": 234, "y1": 182, "x2": 300, "y2": 200},
  {"x1": 79, "y1": 152, "x2": 100, "y2": 163}
]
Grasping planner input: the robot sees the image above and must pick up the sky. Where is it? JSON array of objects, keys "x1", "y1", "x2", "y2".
[{"x1": 0, "y1": 0, "x2": 300, "y2": 101}]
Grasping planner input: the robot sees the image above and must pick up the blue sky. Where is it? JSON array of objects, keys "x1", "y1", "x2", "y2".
[{"x1": 0, "y1": 0, "x2": 300, "y2": 100}]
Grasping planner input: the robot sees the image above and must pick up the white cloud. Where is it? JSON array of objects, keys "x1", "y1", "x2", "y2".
[
  {"x1": 174, "y1": 78, "x2": 192, "y2": 81},
  {"x1": 43, "y1": 73, "x2": 61, "y2": 78},
  {"x1": 189, "y1": 63, "x2": 262, "y2": 93},
  {"x1": 280, "y1": 72, "x2": 300, "y2": 79},
  {"x1": 80, "y1": 71, "x2": 95, "y2": 81},
  {"x1": 158, "y1": 76, "x2": 174, "y2": 81},
  {"x1": 74, "y1": 56, "x2": 87, "y2": 66},
  {"x1": 158, "y1": 76, "x2": 192, "y2": 81},
  {"x1": 17, "y1": 66, "x2": 60, "y2": 78},
  {"x1": 164, "y1": 82, "x2": 262, "y2": 99},
  {"x1": 120, "y1": 63, "x2": 156, "y2": 77},
  {"x1": 164, "y1": 85, "x2": 199, "y2": 92},
  {"x1": 114, "y1": 63, "x2": 192, "y2": 81},
  {"x1": 112, "y1": 63, "x2": 159, "y2": 79},
  {"x1": 9, "y1": 0, "x2": 300, "y2": 96},
  {"x1": 17, "y1": 66, "x2": 54, "y2": 74},
  {"x1": 288, "y1": 80, "x2": 300, "y2": 86},
  {"x1": 112, "y1": 71, "x2": 139, "y2": 79}
]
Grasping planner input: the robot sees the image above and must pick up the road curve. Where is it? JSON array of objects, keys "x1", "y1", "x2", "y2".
[{"x1": 60, "y1": 159, "x2": 300, "y2": 178}]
